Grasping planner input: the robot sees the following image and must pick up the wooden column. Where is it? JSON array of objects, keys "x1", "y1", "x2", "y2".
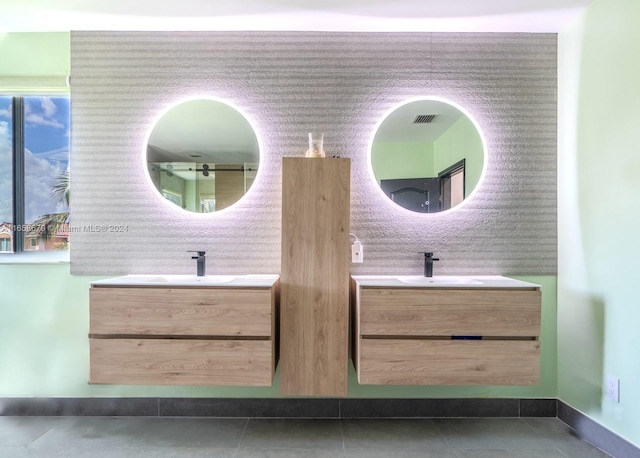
[{"x1": 280, "y1": 157, "x2": 351, "y2": 396}]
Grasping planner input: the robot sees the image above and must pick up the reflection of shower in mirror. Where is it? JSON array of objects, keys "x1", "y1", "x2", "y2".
[{"x1": 143, "y1": 97, "x2": 262, "y2": 214}]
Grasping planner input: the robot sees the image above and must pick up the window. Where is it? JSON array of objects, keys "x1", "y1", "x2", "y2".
[{"x1": 0, "y1": 96, "x2": 70, "y2": 254}]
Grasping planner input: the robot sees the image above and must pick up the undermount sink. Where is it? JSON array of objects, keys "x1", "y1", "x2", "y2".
[{"x1": 397, "y1": 276, "x2": 484, "y2": 286}]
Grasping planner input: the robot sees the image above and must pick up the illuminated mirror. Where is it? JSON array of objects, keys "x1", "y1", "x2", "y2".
[
  {"x1": 146, "y1": 98, "x2": 259, "y2": 213},
  {"x1": 370, "y1": 97, "x2": 485, "y2": 213}
]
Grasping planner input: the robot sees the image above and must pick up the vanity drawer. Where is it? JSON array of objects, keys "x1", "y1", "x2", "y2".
[
  {"x1": 359, "y1": 288, "x2": 541, "y2": 337},
  {"x1": 358, "y1": 338, "x2": 540, "y2": 386},
  {"x1": 90, "y1": 287, "x2": 274, "y2": 337},
  {"x1": 89, "y1": 338, "x2": 274, "y2": 386}
]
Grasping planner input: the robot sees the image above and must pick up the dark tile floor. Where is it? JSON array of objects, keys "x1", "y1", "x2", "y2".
[{"x1": 0, "y1": 416, "x2": 612, "y2": 457}]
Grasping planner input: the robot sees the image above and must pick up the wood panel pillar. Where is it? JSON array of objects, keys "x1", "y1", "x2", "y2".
[{"x1": 280, "y1": 157, "x2": 351, "y2": 396}]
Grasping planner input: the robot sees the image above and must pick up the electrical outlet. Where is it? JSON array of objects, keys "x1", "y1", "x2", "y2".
[
  {"x1": 351, "y1": 241, "x2": 363, "y2": 263},
  {"x1": 606, "y1": 375, "x2": 620, "y2": 402}
]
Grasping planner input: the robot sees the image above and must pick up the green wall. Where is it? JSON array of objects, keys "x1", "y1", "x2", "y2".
[
  {"x1": 0, "y1": 264, "x2": 557, "y2": 398},
  {"x1": 0, "y1": 32, "x2": 70, "y2": 91},
  {"x1": 558, "y1": 0, "x2": 640, "y2": 447},
  {"x1": 371, "y1": 141, "x2": 434, "y2": 181}
]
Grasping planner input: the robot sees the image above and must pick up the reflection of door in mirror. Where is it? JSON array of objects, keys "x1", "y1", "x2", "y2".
[
  {"x1": 439, "y1": 159, "x2": 465, "y2": 211},
  {"x1": 370, "y1": 98, "x2": 484, "y2": 213},
  {"x1": 380, "y1": 178, "x2": 440, "y2": 213}
]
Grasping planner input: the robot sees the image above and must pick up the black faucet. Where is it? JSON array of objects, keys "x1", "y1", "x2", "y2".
[
  {"x1": 188, "y1": 251, "x2": 206, "y2": 276},
  {"x1": 422, "y1": 252, "x2": 440, "y2": 277}
]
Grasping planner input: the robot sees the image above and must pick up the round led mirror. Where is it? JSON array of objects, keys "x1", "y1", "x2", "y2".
[
  {"x1": 369, "y1": 97, "x2": 485, "y2": 213},
  {"x1": 146, "y1": 98, "x2": 260, "y2": 213}
]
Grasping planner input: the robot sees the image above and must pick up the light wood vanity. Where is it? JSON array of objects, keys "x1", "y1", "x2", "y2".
[
  {"x1": 351, "y1": 276, "x2": 542, "y2": 386},
  {"x1": 89, "y1": 275, "x2": 279, "y2": 386}
]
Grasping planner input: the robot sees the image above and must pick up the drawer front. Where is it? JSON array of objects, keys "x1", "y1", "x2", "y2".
[
  {"x1": 358, "y1": 338, "x2": 540, "y2": 386},
  {"x1": 90, "y1": 287, "x2": 273, "y2": 336},
  {"x1": 90, "y1": 338, "x2": 274, "y2": 386},
  {"x1": 359, "y1": 288, "x2": 541, "y2": 337}
]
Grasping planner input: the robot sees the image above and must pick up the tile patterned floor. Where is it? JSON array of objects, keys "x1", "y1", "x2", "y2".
[{"x1": 0, "y1": 416, "x2": 612, "y2": 457}]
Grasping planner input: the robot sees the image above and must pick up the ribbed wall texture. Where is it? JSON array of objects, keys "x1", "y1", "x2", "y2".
[{"x1": 70, "y1": 32, "x2": 557, "y2": 276}]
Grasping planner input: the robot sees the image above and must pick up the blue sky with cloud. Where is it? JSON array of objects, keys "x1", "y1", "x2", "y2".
[{"x1": 0, "y1": 96, "x2": 70, "y2": 224}]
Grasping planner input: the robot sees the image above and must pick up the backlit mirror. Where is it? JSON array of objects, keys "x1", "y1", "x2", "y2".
[
  {"x1": 146, "y1": 98, "x2": 260, "y2": 213},
  {"x1": 370, "y1": 97, "x2": 485, "y2": 213}
]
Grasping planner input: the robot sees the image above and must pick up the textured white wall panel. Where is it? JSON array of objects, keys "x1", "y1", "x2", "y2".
[{"x1": 70, "y1": 32, "x2": 556, "y2": 276}]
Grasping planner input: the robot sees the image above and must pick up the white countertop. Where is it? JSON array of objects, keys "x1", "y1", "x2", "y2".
[
  {"x1": 351, "y1": 275, "x2": 540, "y2": 289},
  {"x1": 91, "y1": 274, "x2": 279, "y2": 288}
]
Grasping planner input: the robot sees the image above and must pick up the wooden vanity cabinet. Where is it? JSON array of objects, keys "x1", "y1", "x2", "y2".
[
  {"x1": 352, "y1": 282, "x2": 542, "y2": 386},
  {"x1": 89, "y1": 283, "x2": 278, "y2": 386}
]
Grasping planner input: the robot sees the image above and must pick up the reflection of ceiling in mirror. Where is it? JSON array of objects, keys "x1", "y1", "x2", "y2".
[
  {"x1": 147, "y1": 99, "x2": 259, "y2": 164},
  {"x1": 374, "y1": 100, "x2": 464, "y2": 143}
]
